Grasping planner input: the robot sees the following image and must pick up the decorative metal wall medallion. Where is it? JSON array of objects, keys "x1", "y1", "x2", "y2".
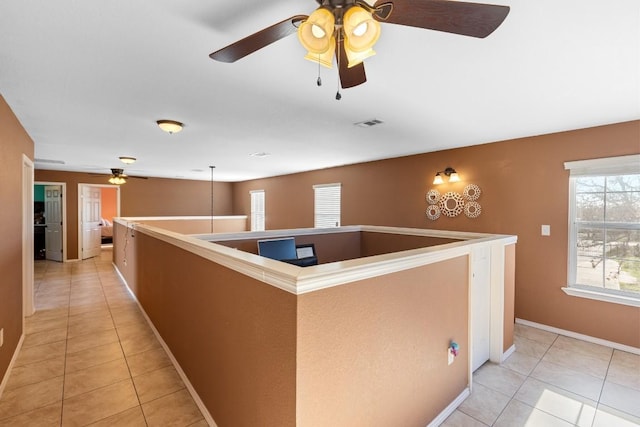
[
  {"x1": 426, "y1": 204, "x2": 441, "y2": 220},
  {"x1": 426, "y1": 189, "x2": 440, "y2": 204},
  {"x1": 464, "y1": 201, "x2": 482, "y2": 218},
  {"x1": 439, "y1": 192, "x2": 465, "y2": 217},
  {"x1": 463, "y1": 184, "x2": 481, "y2": 201}
]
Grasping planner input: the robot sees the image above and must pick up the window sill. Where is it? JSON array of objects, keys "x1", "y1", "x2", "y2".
[{"x1": 562, "y1": 287, "x2": 640, "y2": 308}]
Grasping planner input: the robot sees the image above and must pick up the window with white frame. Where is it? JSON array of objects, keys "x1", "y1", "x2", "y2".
[
  {"x1": 314, "y1": 183, "x2": 341, "y2": 228},
  {"x1": 564, "y1": 154, "x2": 640, "y2": 306},
  {"x1": 250, "y1": 190, "x2": 265, "y2": 231}
]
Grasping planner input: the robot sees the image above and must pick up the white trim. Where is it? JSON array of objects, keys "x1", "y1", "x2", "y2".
[
  {"x1": 561, "y1": 286, "x2": 640, "y2": 307},
  {"x1": 427, "y1": 388, "x2": 470, "y2": 427},
  {"x1": 113, "y1": 264, "x2": 218, "y2": 427},
  {"x1": 515, "y1": 318, "x2": 640, "y2": 355},
  {"x1": 564, "y1": 154, "x2": 640, "y2": 176},
  {"x1": 124, "y1": 215, "x2": 247, "y2": 221},
  {"x1": 312, "y1": 182, "x2": 342, "y2": 189},
  {"x1": 501, "y1": 344, "x2": 516, "y2": 362},
  {"x1": 118, "y1": 221, "x2": 518, "y2": 295},
  {"x1": 22, "y1": 155, "x2": 34, "y2": 318},
  {"x1": 0, "y1": 333, "x2": 25, "y2": 400}
]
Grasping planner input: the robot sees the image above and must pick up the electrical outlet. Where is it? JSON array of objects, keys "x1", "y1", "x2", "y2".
[
  {"x1": 541, "y1": 225, "x2": 551, "y2": 236},
  {"x1": 0, "y1": 328, "x2": 3, "y2": 347}
]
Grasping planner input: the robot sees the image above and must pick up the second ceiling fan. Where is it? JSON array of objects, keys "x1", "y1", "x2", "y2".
[{"x1": 210, "y1": 0, "x2": 510, "y2": 89}]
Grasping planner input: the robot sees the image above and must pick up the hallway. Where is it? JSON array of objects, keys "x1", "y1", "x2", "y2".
[{"x1": 0, "y1": 249, "x2": 207, "y2": 426}]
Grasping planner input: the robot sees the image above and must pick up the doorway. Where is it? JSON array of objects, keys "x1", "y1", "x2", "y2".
[
  {"x1": 34, "y1": 182, "x2": 67, "y2": 262},
  {"x1": 78, "y1": 184, "x2": 120, "y2": 260}
]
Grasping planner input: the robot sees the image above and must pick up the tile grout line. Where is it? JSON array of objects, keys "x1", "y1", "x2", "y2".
[
  {"x1": 590, "y1": 347, "x2": 616, "y2": 427},
  {"x1": 99, "y1": 253, "x2": 151, "y2": 427},
  {"x1": 488, "y1": 333, "x2": 561, "y2": 426}
]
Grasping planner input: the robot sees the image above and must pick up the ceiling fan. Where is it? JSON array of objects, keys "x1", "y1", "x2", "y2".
[
  {"x1": 89, "y1": 168, "x2": 148, "y2": 185},
  {"x1": 210, "y1": 0, "x2": 510, "y2": 89}
]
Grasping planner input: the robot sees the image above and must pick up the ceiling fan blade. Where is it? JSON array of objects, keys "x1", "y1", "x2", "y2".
[
  {"x1": 374, "y1": 0, "x2": 510, "y2": 38},
  {"x1": 337, "y1": 39, "x2": 367, "y2": 89},
  {"x1": 210, "y1": 15, "x2": 307, "y2": 63}
]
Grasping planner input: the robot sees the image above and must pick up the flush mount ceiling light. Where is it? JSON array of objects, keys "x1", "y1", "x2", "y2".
[
  {"x1": 119, "y1": 156, "x2": 136, "y2": 164},
  {"x1": 433, "y1": 167, "x2": 460, "y2": 185},
  {"x1": 157, "y1": 120, "x2": 183, "y2": 134},
  {"x1": 210, "y1": 0, "x2": 509, "y2": 90}
]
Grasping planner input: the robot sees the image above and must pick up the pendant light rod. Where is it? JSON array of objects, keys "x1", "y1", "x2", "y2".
[{"x1": 210, "y1": 166, "x2": 216, "y2": 233}]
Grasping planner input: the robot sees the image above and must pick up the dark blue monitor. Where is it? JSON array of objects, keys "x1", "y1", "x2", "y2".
[{"x1": 257, "y1": 237, "x2": 297, "y2": 261}]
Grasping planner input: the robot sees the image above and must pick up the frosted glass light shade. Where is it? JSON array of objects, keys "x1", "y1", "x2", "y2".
[
  {"x1": 433, "y1": 174, "x2": 444, "y2": 185},
  {"x1": 344, "y1": 44, "x2": 376, "y2": 68},
  {"x1": 119, "y1": 156, "x2": 136, "y2": 164},
  {"x1": 108, "y1": 176, "x2": 126, "y2": 185},
  {"x1": 343, "y1": 6, "x2": 380, "y2": 52},
  {"x1": 304, "y1": 36, "x2": 335, "y2": 68},
  {"x1": 298, "y1": 8, "x2": 335, "y2": 54},
  {"x1": 157, "y1": 120, "x2": 183, "y2": 134},
  {"x1": 449, "y1": 172, "x2": 460, "y2": 182}
]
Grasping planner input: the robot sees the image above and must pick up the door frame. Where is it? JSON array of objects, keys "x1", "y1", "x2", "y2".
[
  {"x1": 35, "y1": 181, "x2": 68, "y2": 262},
  {"x1": 22, "y1": 156, "x2": 34, "y2": 318},
  {"x1": 77, "y1": 183, "x2": 121, "y2": 258}
]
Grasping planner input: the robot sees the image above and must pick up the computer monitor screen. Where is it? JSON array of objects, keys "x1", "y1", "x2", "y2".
[
  {"x1": 296, "y1": 244, "x2": 315, "y2": 259},
  {"x1": 257, "y1": 237, "x2": 297, "y2": 261}
]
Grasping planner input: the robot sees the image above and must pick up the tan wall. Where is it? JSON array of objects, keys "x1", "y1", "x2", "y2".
[
  {"x1": 297, "y1": 256, "x2": 469, "y2": 426},
  {"x1": 504, "y1": 244, "x2": 516, "y2": 352},
  {"x1": 233, "y1": 121, "x2": 640, "y2": 348},
  {"x1": 215, "y1": 232, "x2": 363, "y2": 264},
  {"x1": 216, "y1": 231, "x2": 460, "y2": 264},
  {"x1": 113, "y1": 222, "x2": 297, "y2": 426},
  {"x1": 33, "y1": 170, "x2": 234, "y2": 259},
  {"x1": 0, "y1": 95, "x2": 34, "y2": 380},
  {"x1": 131, "y1": 217, "x2": 246, "y2": 235},
  {"x1": 360, "y1": 232, "x2": 459, "y2": 257}
]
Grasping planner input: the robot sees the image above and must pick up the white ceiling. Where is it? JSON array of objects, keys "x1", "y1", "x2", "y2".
[{"x1": 1, "y1": 0, "x2": 638, "y2": 182}]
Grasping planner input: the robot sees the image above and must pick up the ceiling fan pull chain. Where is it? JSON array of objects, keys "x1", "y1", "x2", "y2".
[
  {"x1": 317, "y1": 56, "x2": 322, "y2": 86},
  {"x1": 335, "y1": 40, "x2": 342, "y2": 100}
]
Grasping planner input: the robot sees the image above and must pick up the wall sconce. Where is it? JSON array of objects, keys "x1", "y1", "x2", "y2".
[{"x1": 433, "y1": 167, "x2": 460, "y2": 185}]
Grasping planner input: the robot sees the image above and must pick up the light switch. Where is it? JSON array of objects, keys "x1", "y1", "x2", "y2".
[{"x1": 541, "y1": 225, "x2": 551, "y2": 236}]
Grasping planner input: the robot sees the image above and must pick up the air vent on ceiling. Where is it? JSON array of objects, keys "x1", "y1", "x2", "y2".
[
  {"x1": 249, "y1": 152, "x2": 271, "y2": 158},
  {"x1": 34, "y1": 158, "x2": 65, "y2": 164},
  {"x1": 354, "y1": 119, "x2": 383, "y2": 128}
]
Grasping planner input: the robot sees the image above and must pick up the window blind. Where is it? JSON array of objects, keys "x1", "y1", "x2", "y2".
[{"x1": 314, "y1": 183, "x2": 341, "y2": 228}]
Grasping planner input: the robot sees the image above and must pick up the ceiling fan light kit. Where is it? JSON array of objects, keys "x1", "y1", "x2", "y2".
[
  {"x1": 108, "y1": 168, "x2": 127, "y2": 185},
  {"x1": 210, "y1": 0, "x2": 510, "y2": 90}
]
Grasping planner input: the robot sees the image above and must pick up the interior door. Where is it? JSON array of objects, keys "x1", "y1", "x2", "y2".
[
  {"x1": 81, "y1": 185, "x2": 101, "y2": 259},
  {"x1": 44, "y1": 185, "x2": 63, "y2": 262}
]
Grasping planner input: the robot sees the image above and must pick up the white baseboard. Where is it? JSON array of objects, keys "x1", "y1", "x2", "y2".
[
  {"x1": 113, "y1": 264, "x2": 217, "y2": 427},
  {"x1": 0, "y1": 333, "x2": 25, "y2": 400},
  {"x1": 427, "y1": 387, "x2": 470, "y2": 427},
  {"x1": 502, "y1": 344, "x2": 516, "y2": 362},
  {"x1": 515, "y1": 318, "x2": 640, "y2": 355}
]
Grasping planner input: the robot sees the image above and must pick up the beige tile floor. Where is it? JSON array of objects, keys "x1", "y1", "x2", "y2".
[
  {"x1": 0, "y1": 248, "x2": 208, "y2": 426},
  {"x1": 2, "y1": 248, "x2": 639, "y2": 427},
  {"x1": 443, "y1": 323, "x2": 640, "y2": 427}
]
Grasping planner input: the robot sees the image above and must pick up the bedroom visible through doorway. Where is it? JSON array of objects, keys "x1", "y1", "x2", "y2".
[{"x1": 78, "y1": 184, "x2": 120, "y2": 260}]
